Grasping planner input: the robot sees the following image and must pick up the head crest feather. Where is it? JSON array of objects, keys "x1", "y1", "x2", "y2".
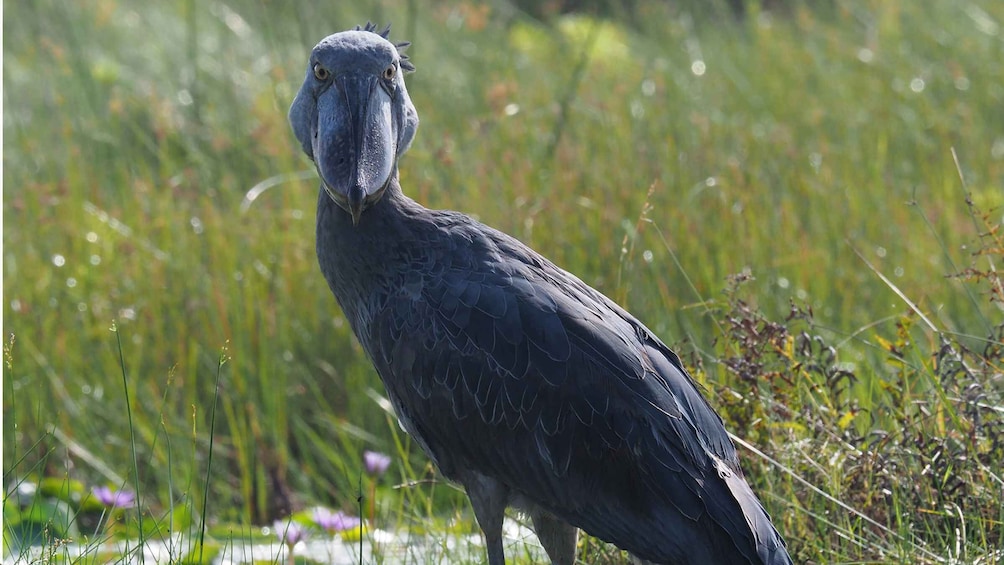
[{"x1": 356, "y1": 22, "x2": 416, "y2": 72}]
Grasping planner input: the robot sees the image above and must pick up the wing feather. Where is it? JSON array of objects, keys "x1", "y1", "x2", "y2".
[{"x1": 361, "y1": 220, "x2": 786, "y2": 563}]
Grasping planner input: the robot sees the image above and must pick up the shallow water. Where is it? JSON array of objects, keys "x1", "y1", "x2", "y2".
[{"x1": 4, "y1": 518, "x2": 547, "y2": 564}]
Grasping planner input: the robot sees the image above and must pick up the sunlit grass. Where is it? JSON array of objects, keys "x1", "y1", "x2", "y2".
[{"x1": 4, "y1": 0, "x2": 1003, "y2": 563}]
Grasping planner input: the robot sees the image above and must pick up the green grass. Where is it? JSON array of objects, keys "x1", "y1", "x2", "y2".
[{"x1": 4, "y1": 0, "x2": 1003, "y2": 563}]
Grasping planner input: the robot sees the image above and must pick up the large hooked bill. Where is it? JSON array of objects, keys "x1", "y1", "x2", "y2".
[{"x1": 314, "y1": 73, "x2": 397, "y2": 225}]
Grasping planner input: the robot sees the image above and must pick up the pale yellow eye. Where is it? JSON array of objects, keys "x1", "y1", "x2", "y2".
[
  {"x1": 383, "y1": 64, "x2": 396, "y2": 80},
  {"x1": 313, "y1": 63, "x2": 330, "y2": 81}
]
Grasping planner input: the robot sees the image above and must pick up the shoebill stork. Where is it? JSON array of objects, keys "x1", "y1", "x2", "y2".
[{"x1": 288, "y1": 24, "x2": 793, "y2": 565}]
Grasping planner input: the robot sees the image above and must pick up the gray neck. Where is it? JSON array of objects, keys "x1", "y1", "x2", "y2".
[{"x1": 314, "y1": 173, "x2": 422, "y2": 328}]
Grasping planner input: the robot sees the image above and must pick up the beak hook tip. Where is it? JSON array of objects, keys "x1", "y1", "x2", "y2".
[{"x1": 348, "y1": 185, "x2": 365, "y2": 226}]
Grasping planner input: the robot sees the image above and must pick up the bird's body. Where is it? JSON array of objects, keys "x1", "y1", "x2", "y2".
[{"x1": 291, "y1": 24, "x2": 792, "y2": 565}]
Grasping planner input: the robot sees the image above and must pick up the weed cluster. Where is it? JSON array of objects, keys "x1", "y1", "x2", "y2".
[{"x1": 694, "y1": 207, "x2": 1004, "y2": 563}]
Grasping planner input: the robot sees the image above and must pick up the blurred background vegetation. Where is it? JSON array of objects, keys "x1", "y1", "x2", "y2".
[{"x1": 4, "y1": 0, "x2": 1003, "y2": 562}]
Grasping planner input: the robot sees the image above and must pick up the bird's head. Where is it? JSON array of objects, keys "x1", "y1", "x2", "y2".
[{"x1": 289, "y1": 24, "x2": 418, "y2": 225}]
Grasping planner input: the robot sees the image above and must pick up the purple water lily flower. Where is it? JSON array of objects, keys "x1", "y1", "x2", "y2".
[
  {"x1": 92, "y1": 486, "x2": 136, "y2": 508},
  {"x1": 273, "y1": 519, "x2": 308, "y2": 547},
  {"x1": 363, "y1": 450, "x2": 391, "y2": 476},
  {"x1": 312, "y1": 507, "x2": 362, "y2": 533}
]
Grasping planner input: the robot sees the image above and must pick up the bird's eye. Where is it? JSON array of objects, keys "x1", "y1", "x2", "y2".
[
  {"x1": 383, "y1": 64, "x2": 396, "y2": 81},
  {"x1": 313, "y1": 63, "x2": 330, "y2": 81}
]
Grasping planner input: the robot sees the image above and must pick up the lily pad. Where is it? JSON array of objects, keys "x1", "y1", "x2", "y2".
[{"x1": 4, "y1": 498, "x2": 80, "y2": 554}]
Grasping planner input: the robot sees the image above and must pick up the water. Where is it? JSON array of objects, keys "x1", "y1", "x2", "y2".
[{"x1": 4, "y1": 518, "x2": 547, "y2": 564}]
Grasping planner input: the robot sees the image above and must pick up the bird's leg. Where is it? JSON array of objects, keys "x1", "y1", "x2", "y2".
[
  {"x1": 528, "y1": 507, "x2": 578, "y2": 565},
  {"x1": 462, "y1": 472, "x2": 509, "y2": 565}
]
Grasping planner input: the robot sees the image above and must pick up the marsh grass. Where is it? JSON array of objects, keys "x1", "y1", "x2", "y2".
[{"x1": 4, "y1": 0, "x2": 1003, "y2": 562}]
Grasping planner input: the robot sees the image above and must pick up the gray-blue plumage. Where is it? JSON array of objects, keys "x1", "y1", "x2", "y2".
[{"x1": 290, "y1": 23, "x2": 792, "y2": 565}]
